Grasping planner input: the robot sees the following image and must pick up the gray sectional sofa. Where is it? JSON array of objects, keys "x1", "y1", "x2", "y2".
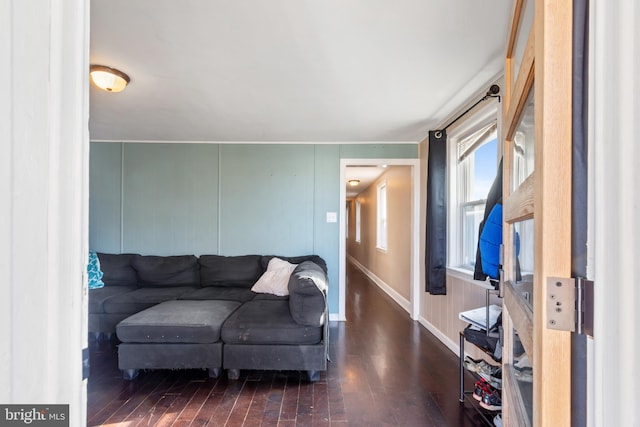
[{"x1": 89, "y1": 253, "x2": 329, "y2": 382}]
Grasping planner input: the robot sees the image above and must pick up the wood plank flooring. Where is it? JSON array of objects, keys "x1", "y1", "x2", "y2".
[{"x1": 87, "y1": 262, "x2": 492, "y2": 426}]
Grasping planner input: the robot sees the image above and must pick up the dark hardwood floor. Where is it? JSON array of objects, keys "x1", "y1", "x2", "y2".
[{"x1": 87, "y1": 262, "x2": 492, "y2": 426}]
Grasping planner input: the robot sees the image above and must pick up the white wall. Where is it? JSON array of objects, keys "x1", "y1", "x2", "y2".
[
  {"x1": 590, "y1": 1, "x2": 640, "y2": 425},
  {"x1": 0, "y1": 1, "x2": 89, "y2": 424}
]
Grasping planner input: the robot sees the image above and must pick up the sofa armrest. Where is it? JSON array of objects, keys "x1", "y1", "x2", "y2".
[{"x1": 288, "y1": 261, "x2": 328, "y2": 327}]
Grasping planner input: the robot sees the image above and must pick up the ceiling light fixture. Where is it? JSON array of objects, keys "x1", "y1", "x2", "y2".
[
  {"x1": 90, "y1": 65, "x2": 130, "y2": 92},
  {"x1": 348, "y1": 179, "x2": 360, "y2": 186}
]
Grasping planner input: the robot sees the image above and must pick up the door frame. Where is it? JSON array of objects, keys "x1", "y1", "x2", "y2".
[
  {"x1": 2, "y1": 0, "x2": 90, "y2": 420},
  {"x1": 501, "y1": 0, "x2": 574, "y2": 424},
  {"x1": 337, "y1": 158, "x2": 421, "y2": 321}
]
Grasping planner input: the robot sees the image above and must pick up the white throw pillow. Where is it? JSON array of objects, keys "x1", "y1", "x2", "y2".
[{"x1": 251, "y1": 257, "x2": 297, "y2": 296}]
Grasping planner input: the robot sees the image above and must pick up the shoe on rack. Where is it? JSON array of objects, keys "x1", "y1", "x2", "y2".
[
  {"x1": 465, "y1": 356, "x2": 500, "y2": 377},
  {"x1": 514, "y1": 367, "x2": 533, "y2": 383},
  {"x1": 514, "y1": 353, "x2": 532, "y2": 369},
  {"x1": 479, "y1": 367, "x2": 502, "y2": 390},
  {"x1": 464, "y1": 356, "x2": 490, "y2": 373},
  {"x1": 473, "y1": 378, "x2": 492, "y2": 401},
  {"x1": 493, "y1": 413, "x2": 503, "y2": 427},
  {"x1": 479, "y1": 389, "x2": 502, "y2": 411}
]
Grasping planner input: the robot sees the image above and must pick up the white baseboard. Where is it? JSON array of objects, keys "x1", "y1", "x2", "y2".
[
  {"x1": 329, "y1": 313, "x2": 344, "y2": 322},
  {"x1": 345, "y1": 256, "x2": 466, "y2": 361},
  {"x1": 418, "y1": 315, "x2": 460, "y2": 357},
  {"x1": 348, "y1": 256, "x2": 411, "y2": 315}
]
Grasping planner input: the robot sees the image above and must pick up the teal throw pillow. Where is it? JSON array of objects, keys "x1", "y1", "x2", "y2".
[{"x1": 87, "y1": 250, "x2": 105, "y2": 289}]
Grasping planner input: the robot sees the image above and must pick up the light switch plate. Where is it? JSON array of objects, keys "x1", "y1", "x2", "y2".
[{"x1": 326, "y1": 212, "x2": 337, "y2": 223}]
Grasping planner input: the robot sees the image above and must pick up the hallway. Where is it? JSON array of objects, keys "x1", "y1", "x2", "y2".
[
  {"x1": 331, "y1": 262, "x2": 486, "y2": 426},
  {"x1": 88, "y1": 261, "x2": 487, "y2": 426}
]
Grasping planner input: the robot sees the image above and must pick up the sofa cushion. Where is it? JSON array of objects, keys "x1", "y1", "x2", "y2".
[
  {"x1": 261, "y1": 255, "x2": 327, "y2": 274},
  {"x1": 117, "y1": 300, "x2": 241, "y2": 344},
  {"x1": 97, "y1": 253, "x2": 139, "y2": 287},
  {"x1": 103, "y1": 286, "x2": 198, "y2": 314},
  {"x1": 251, "y1": 257, "x2": 297, "y2": 297},
  {"x1": 288, "y1": 261, "x2": 328, "y2": 327},
  {"x1": 198, "y1": 255, "x2": 263, "y2": 288},
  {"x1": 179, "y1": 286, "x2": 256, "y2": 303},
  {"x1": 221, "y1": 300, "x2": 322, "y2": 345},
  {"x1": 89, "y1": 286, "x2": 136, "y2": 313},
  {"x1": 252, "y1": 292, "x2": 289, "y2": 301},
  {"x1": 132, "y1": 255, "x2": 200, "y2": 287}
]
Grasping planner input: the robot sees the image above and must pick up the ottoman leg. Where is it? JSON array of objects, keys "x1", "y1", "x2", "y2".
[
  {"x1": 227, "y1": 369, "x2": 240, "y2": 381},
  {"x1": 208, "y1": 368, "x2": 221, "y2": 379},
  {"x1": 123, "y1": 369, "x2": 139, "y2": 380}
]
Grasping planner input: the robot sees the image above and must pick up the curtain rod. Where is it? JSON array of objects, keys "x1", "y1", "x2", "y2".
[{"x1": 435, "y1": 84, "x2": 501, "y2": 137}]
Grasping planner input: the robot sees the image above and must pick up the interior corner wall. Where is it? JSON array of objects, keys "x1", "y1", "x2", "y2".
[
  {"x1": 89, "y1": 142, "x2": 418, "y2": 316},
  {"x1": 346, "y1": 166, "x2": 412, "y2": 302}
]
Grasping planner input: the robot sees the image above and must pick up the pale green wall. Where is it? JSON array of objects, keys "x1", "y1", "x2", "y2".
[
  {"x1": 219, "y1": 145, "x2": 314, "y2": 255},
  {"x1": 123, "y1": 144, "x2": 220, "y2": 255},
  {"x1": 89, "y1": 142, "x2": 418, "y2": 314},
  {"x1": 89, "y1": 143, "x2": 122, "y2": 252}
]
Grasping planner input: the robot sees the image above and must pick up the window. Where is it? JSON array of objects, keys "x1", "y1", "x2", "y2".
[
  {"x1": 451, "y1": 120, "x2": 499, "y2": 270},
  {"x1": 355, "y1": 200, "x2": 361, "y2": 243},
  {"x1": 377, "y1": 181, "x2": 387, "y2": 250}
]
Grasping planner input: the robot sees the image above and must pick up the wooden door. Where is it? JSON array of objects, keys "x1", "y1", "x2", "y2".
[{"x1": 500, "y1": 0, "x2": 573, "y2": 425}]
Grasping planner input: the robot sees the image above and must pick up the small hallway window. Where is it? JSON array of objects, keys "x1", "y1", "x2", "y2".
[
  {"x1": 377, "y1": 181, "x2": 387, "y2": 250},
  {"x1": 355, "y1": 200, "x2": 361, "y2": 243}
]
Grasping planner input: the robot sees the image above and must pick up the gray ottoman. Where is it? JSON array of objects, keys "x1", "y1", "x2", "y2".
[{"x1": 116, "y1": 300, "x2": 241, "y2": 380}]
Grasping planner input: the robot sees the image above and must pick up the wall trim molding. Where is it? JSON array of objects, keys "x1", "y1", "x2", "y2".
[
  {"x1": 90, "y1": 139, "x2": 419, "y2": 145},
  {"x1": 417, "y1": 316, "x2": 460, "y2": 356}
]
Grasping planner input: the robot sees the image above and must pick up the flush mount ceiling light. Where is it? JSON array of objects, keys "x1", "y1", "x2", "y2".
[
  {"x1": 90, "y1": 65, "x2": 130, "y2": 92},
  {"x1": 348, "y1": 179, "x2": 360, "y2": 186}
]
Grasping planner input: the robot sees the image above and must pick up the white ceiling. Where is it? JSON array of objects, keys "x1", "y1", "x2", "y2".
[
  {"x1": 89, "y1": 0, "x2": 512, "y2": 143},
  {"x1": 345, "y1": 166, "x2": 388, "y2": 198}
]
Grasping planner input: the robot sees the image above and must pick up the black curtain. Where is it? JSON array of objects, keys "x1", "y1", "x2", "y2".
[
  {"x1": 425, "y1": 130, "x2": 447, "y2": 294},
  {"x1": 572, "y1": 1, "x2": 589, "y2": 426}
]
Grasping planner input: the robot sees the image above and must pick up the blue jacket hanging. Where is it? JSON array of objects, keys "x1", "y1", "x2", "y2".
[
  {"x1": 473, "y1": 158, "x2": 521, "y2": 283},
  {"x1": 479, "y1": 203, "x2": 503, "y2": 280},
  {"x1": 474, "y1": 159, "x2": 503, "y2": 281}
]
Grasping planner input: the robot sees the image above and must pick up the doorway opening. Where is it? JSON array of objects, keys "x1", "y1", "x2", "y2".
[{"x1": 337, "y1": 158, "x2": 421, "y2": 321}]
